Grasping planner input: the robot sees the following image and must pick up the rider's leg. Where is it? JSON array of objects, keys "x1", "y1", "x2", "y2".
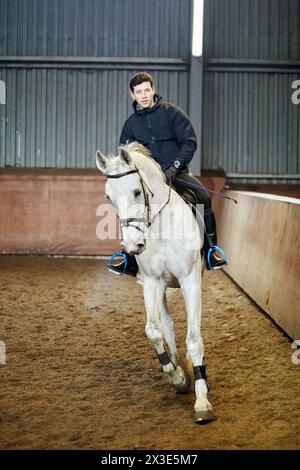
[{"x1": 172, "y1": 169, "x2": 227, "y2": 270}]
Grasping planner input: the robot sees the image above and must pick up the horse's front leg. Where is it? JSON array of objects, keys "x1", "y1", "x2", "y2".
[
  {"x1": 180, "y1": 264, "x2": 214, "y2": 423},
  {"x1": 143, "y1": 278, "x2": 189, "y2": 392}
]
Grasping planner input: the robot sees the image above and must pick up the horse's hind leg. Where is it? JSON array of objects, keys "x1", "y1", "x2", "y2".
[
  {"x1": 180, "y1": 265, "x2": 214, "y2": 423},
  {"x1": 143, "y1": 279, "x2": 190, "y2": 393}
]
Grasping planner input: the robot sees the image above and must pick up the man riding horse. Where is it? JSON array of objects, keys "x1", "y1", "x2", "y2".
[{"x1": 108, "y1": 72, "x2": 227, "y2": 276}]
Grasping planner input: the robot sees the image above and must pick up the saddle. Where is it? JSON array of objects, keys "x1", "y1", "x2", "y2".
[
  {"x1": 178, "y1": 189, "x2": 199, "y2": 222},
  {"x1": 177, "y1": 188, "x2": 198, "y2": 207}
]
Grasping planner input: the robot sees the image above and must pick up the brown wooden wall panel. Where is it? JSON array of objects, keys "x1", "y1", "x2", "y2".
[
  {"x1": 0, "y1": 171, "x2": 120, "y2": 255},
  {"x1": 218, "y1": 190, "x2": 300, "y2": 340}
]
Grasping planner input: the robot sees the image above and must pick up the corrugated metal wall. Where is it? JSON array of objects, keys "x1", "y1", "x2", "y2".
[
  {"x1": 203, "y1": 71, "x2": 299, "y2": 179},
  {"x1": 1, "y1": 0, "x2": 299, "y2": 180},
  {"x1": 202, "y1": 0, "x2": 300, "y2": 184},
  {"x1": 0, "y1": 69, "x2": 189, "y2": 168},
  {"x1": 204, "y1": 0, "x2": 300, "y2": 60},
  {"x1": 0, "y1": 0, "x2": 191, "y2": 58},
  {"x1": 0, "y1": 0, "x2": 191, "y2": 168}
]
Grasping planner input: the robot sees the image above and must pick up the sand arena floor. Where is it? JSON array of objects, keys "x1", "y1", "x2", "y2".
[{"x1": 0, "y1": 255, "x2": 299, "y2": 450}]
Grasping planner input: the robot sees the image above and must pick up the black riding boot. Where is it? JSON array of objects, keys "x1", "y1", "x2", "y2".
[
  {"x1": 108, "y1": 253, "x2": 139, "y2": 277},
  {"x1": 203, "y1": 210, "x2": 227, "y2": 270}
]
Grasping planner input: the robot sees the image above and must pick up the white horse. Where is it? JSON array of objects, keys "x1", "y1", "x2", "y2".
[{"x1": 96, "y1": 142, "x2": 214, "y2": 423}]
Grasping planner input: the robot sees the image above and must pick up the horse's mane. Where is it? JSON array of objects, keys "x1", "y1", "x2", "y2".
[
  {"x1": 122, "y1": 141, "x2": 152, "y2": 158},
  {"x1": 119, "y1": 141, "x2": 166, "y2": 181}
]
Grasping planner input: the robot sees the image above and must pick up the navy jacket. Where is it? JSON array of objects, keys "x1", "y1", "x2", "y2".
[{"x1": 119, "y1": 95, "x2": 197, "y2": 171}]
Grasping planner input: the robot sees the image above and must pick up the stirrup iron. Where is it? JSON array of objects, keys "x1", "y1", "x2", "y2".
[{"x1": 107, "y1": 250, "x2": 128, "y2": 275}]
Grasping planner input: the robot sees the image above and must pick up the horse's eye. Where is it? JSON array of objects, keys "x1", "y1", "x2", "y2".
[
  {"x1": 134, "y1": 189, "x2": 141, "y2": 198},
  {"x1": 105, "y1": 194, "x2": 110, "y2": 200}
]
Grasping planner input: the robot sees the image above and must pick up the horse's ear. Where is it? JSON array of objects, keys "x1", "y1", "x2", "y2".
[
  {"x1": 95, "y1": 150, "x2": 108, "y2": 173},
  {"x1": 119, "y1": 147, "x2": 132, "y2": 165}
]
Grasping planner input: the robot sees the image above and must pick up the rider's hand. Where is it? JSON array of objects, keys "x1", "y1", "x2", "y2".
[{"x1": 164, "y1": 164, "x2": 178, "y2": 183}]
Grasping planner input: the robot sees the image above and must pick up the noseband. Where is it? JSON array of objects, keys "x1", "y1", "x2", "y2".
[{"x1": 106, "y1": 166, "x2": 171, "y2": 233}]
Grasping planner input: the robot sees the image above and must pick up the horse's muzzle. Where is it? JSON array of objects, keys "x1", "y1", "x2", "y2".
[{"x1": 121, "y1": 241, "x2": 146, "y2": 255}]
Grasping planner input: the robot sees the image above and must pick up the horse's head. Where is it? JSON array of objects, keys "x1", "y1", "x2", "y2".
[{"x1": 96, "y1": 147, "x2": 147, "y2": 255}]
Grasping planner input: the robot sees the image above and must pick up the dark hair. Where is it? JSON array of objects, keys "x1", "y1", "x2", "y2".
[{"x1": 129, "y1": 72, "x2": 154, "y2": 92}]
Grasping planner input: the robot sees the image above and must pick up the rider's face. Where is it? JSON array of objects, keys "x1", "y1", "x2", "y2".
[{"x1": 131, "y1": 81, "x2": 155, "y2": 109}]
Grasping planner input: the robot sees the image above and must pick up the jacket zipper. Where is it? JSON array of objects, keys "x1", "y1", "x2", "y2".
[{"x1": 146, "y1": 115, "x2": 155, "y2": 145}]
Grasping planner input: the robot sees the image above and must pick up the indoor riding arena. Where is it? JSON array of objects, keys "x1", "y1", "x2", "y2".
[{"x1": 0, "y1": 0, "x2": 299, "y2": 452}]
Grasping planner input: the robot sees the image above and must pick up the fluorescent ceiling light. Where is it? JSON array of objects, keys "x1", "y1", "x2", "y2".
[
  {"x1": 192, "y1": 0, "x2": 204, "y2": 57},
  {"x1": 0, "y1": 80, "x2": 5, "y2": 104}
]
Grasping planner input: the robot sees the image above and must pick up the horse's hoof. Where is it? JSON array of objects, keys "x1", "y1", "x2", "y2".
[
  {"x1": 173, "y1": 373, "x2": 191, "y2": 394},
  {"x1": 194, "y1": 408, "x2": 214, "y2": 424}
]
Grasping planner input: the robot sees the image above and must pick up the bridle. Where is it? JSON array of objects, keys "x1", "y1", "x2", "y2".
[{"x1": 106, "y1": 166, "x2": 171, "y2": 234}]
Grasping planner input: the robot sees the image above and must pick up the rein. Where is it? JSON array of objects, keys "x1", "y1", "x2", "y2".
[{"x1": 106, "y1": 166, "x2": 171, "y2": 233}]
